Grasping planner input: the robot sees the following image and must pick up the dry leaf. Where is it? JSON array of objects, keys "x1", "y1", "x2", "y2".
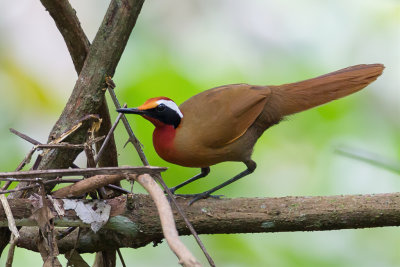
[{"x1": 63, "y1": 199, "x2": 111, "y2": 232}]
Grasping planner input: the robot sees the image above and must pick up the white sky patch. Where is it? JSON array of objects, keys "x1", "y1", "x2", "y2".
[{"x1": 156, "y1": 99, "x2": 183, "y2": 118}]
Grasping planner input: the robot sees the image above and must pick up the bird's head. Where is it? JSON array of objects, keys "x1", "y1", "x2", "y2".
[{"x1": 117, "y1": 97, "x2": 183, "y2": 128}]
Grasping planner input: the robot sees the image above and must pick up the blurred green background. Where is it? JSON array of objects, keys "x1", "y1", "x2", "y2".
[{"x1": 1, "y1": 0, "x2": 399, "y2": 266}]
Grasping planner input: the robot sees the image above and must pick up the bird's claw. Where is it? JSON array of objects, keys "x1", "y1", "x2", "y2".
[
  {"x1": 163, "y1": 190, "x2": 223, "y2": 205},
  {"x1": 168, "y1": 187, "x2": 177, "y2": 195},
  {"x1": 188, "y1": 192, "x2": 224, "y2": 205},
  {"x1": 164, "y1": 187, "x2": 177, "y2": 195}
]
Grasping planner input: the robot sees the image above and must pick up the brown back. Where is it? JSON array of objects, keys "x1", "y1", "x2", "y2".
[{"x1": 179, "y1": 84, "x2": 271, "y2": 148}]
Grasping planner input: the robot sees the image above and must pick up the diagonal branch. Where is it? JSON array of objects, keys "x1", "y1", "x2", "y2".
[
  {"x1": 40, "y1": 0, "x2": 120, "y2": 170},
  {"x1": 39, "y1": 0, "x2": 90, "y2": 73},
  {"x1": 36, "y1": 0, "x2": 145, "y2": 172}
]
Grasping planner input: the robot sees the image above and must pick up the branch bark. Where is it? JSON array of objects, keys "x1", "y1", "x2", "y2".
[
  {"x1": 40, "y1": 0, "x2": 120, "y2": 170},
  {"x1": 39, "y1": 0, "x2": 90, "y2": 74},
  {"x1": 37, "y1": 0, "x2": 145, "y2": 172},
  {"x1": 2, "y1": 192, "x2": 398, "y2": 253}
]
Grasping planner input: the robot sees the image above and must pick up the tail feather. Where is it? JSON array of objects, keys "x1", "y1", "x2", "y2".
[{"x1": 272, "y1": 64, "x2": 384, "y2": 116}]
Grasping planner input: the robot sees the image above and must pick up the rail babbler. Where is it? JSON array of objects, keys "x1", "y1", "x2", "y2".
[{"x1": 118, "y1": 64, "x2": 384, "y2": 204}]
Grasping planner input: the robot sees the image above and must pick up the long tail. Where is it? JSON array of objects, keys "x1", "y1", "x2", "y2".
[{"x1": 271, "y1": 64, "x2": 384, "y2": 116}]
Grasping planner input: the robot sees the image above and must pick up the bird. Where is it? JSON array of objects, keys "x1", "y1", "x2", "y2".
[{"x1": 117, "y1": 64, "x2": 384, "y2": 204}]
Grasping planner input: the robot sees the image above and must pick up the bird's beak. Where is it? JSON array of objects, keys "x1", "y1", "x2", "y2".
[{"x1": 116, "y1": 108, "x2": 146, "y2": 115}]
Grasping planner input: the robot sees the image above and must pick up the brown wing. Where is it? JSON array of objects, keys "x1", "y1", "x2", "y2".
[{"x1": 179, "y1": 84, "x2": 271, "y2": 148}]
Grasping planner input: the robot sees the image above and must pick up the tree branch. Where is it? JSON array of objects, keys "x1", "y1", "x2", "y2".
[
  {"x1": 39, "y1": 0, "x2": 90, "y2": 73},
  {"x1": 37, "y1": 0, "x2": 145, "y2": 172},
  {"x1": 39, "y1": 0, "x2": 120, "y2": 169},
  {"x1": 8, "y1": 1, "x2": 144, "y2": 264},
  {"x1": 3, "y1": 192, "x2": 398, "y2": 253},
  {"x1": 0, "y1": 166, "x2": 165, "y2": 180}
]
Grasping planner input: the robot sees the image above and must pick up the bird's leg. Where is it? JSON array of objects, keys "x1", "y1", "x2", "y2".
[
  {"x1": 188, "y1": 160, "x2": 256, "y2": 205},
  {"x1": 169, "y1": 167, "x2": 210, "y2": 194}
]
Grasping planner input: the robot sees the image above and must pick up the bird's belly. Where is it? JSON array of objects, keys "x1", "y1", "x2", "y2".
[
  {"x1": 158, "y1": 139, "x2": 252, "y2": 168},
  {"x1": 153, "y1": 124, "x2": 256, "y2": 168},
  {"x1": 155, "y1": 144, "x2": 221, "y2": 168}
]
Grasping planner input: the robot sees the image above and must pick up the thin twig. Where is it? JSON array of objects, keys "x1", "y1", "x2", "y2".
[
  {"x1": 95, "y1": 107, "x2": 125, "y2": 165},
  {"x1": 105, "y1": 184, "x2": 130, "y2": 194},
  {"x1": 52, "y1": 174, "x2": 131, "y2": 198},
  {"x1": 57, "y1": 227, "x2": 76, "y2": 240},
  {"x1": 5, "y1": 234, "x2": 18, "y2": 267},
  {"x1": 10, "y1": 128, "x2": 80, "y2": 169},
  {"x1": 84, "y1": 144, "x2": 96, "y2": 170},
  {"x1": 0, "y1": 195, "x2": 19, "y2": 238},
  {"x1": 10, "y1": 128, "x2": 41, "y2": 145},
  {"x1": 31, "y1": 154, "x2": 43, "y2": 171},
  {"x1": 0, "y1": 179, "x2": 82, "y2": 195},
  {"x1": 336, "y1": 146, "x2": 400, "y2": 174},
  {"x1": 0, "y1": 166, "x2": 166, "y2": 179},
  {"x1": 116, "y1": 249, "x2": 127, "y2": 267},
  {"x1": 1, "y1": 145, "x2": 36, "y2": 191},
  {"x1": 36, "y1": 136, "x2": 105, "y2": 150},
  {"x1": 135, "y1": 174, "x2": 201, "y2": 267},
  {"x1": 0, "y1": 178, "x2": 44, "y2": 182},
  {"x1": 154, "y1": 174, "x2": 215, "y2": 267},
  {"x1": 84, "y1": 142, "x2": 107, "y2": 199},
  {"x1": 106, "y1": 78, "x2": 148, "y2": 165}
]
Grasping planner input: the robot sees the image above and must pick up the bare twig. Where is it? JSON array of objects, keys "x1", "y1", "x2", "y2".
[
  {"x1": 336, "y1": 146, "x2": 400, "y2": 174},
  {"x1": 105, "y1": 184, "x2": 130, "y2": 194},
  {"x1": 10, "y1": 128, "x2": 42, "y2": 145},
  {"x1": 0, "y1": 178, "x2": 44, "y2": 182},
  {"x1": 84, "y1": 140, "x2": 106, "y2": 199},
  {"x1": 10, "y1": 128, "x2": 80, "y2": 169},
  {"x1": 0, "y1": 179, "x2": 82, "y2": 195},
  {"x1": 154, "y1": 174, "x2": 215, "y2": 267},
  {"x1": 116, "y1": 249, "x2": 127, "y2": 267},
  {"x1": 35, "y1": 136, "x2": 105, "y2": 150},
  {"x1": 95, "y1": 107, "x2": 125, "y2": 165},
  {"x1": 106, "y1": 78, "x2": 148, "y2": 165},
  {"x1": 57, "y1": 227, "x2": 76, "y2": 241},
  {"x1": 1, "y1": 145, "x2": 36, "y2": 191},
  {"x1": 135, "y1": 174, "x2": 201, "y2": 267},
  {"x1": 0, "y1": 195, "x2": 19, "y2": 238},
  {"x1": 0, "y1": 166, "x2": 166, "y2": 180},
  {"x1": 5, "y1": 234, "x2": 18, "y2": 267},
  {"x1": 84, "y1": 144, "x2": 96, "y2": 170},
  {"x1": 52, "y1": 174, "x2": 132, "y2": 198}
]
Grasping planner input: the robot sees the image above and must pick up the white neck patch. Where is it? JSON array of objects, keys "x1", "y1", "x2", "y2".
[{"x1": 156, "y1": 99, "x2": 183, "y2": 118}]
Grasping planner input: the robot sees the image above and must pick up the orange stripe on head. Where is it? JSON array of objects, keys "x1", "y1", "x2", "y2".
[{"x1": 138, "y1": 97, "x2": 172, "y2": 110}]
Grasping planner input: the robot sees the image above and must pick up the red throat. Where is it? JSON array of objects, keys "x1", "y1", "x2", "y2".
[{"x1": 152, "y1": 123, "x2": 177, "y2": 161}]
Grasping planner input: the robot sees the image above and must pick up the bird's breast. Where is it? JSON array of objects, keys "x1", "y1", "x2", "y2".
[{"x1": 153, "y1": 125, "x2": 179, "y2": 163}]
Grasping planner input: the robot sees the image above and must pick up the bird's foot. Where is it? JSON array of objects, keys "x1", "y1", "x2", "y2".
[
  {"x1": 164, "y1": 192, "x2": 223, "y2": 205},
  {"x1": 188, "y1": 192, "x2": 223, "y2": 205},
  {"x1": 173, "y1": 193, "x2": 223, "y2": 200},
  {"x1": 164, "y1": 186, "x2": 178, "y2": 195}
]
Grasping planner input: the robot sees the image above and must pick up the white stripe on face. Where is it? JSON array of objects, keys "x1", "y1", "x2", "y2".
[{"x1": 156, "y1": 99, "x2": 183, "y2": 118}]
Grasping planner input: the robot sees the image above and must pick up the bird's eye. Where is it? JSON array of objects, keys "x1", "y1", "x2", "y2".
[{"x1": 156, "y1": 104, "x2": 166, "y2": 112}]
